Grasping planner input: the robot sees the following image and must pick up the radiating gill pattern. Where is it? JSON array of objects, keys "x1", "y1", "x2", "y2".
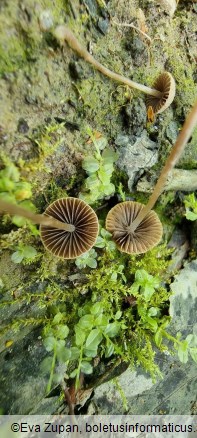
[{"x1": 40, "y1": 197, "x2": 99, "y2": 259}]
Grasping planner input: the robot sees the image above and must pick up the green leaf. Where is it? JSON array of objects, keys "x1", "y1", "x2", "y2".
[
  {"x1": 115, "y1": 311, "x2": 122, "y2": 320},
  {"x1": 106, "y1": 240, "x2": 116, "y2": 251},
  {"x1": 70, "y1": 368, "x2": 78, "y2": 378},
  {"x1": 12, "y1": 216, "x2": 28, "y2": 227},
  {"x1": 148, "y1": 307, "x2": 160, "y2": 317},
  {"x1": 0, "y1": 163, "x2": 20, "y2": 182},
  {"x1": 43, "y1": 336, "x2": 56, "y2": 352},
  {"x1": 104, "y1": 322, "x2": 120, "y2": 338},
  {"x1": 56, "y1": 339, "x2": 66, "y2": 351},
  {"x1": 85, "y1": 329, "x2": 103, "y2": 350},
  {"x1": 177, "y1": 341, "x2": 189, "y2": 363},
  {"x1": 102, "y1": 148, "x2": 118, "y2": 163},
  {"x1": 102, "y1": 182, "x2": 115, "y2": 196},
  {"x1": 105, "y1": 342, "x2": 114, "y2": 358},
  {"x1": 82, "y1": 157, "x2": 100, "y2": 173},
  {"x1": 94, "y1": 236, "x2": 106, "y2": 248},
  {"x1": 83, "y1": 347, "x2": 98, "y2": 358},
  {"x1": 87, "y1": 258, "x2": 97, "y2": 268},
  {"x1": 19, "y1": 200, "x2": 36, "y2": 211},
  {"x1": 0, "y1": 177, "x2": 15, "y2": 191},
  {"x1": 75, "y1": 327, "x2": 86, "y2": 346},
  {"x1": 145, "y1": 317, "x2": 158, "y2": 332},
  {"x1": 102, "y1": 162, "x2": 114, "y2": 173},
  {"x1": 155, "y1": 329, "x2": 163, "y2": 347},
  {"x1": 11, "y1": 250, "x2": 24, "y2": 264},
  {"x1": 80, "y1": 361, "x2": 93, "y2": 374},
  {"x1": 52, "y1": 312, "x2": 63, "y2": 325},
  {"x1": 186, "y1": 334, "x2": 195, "y2": 345},
  {"x1": 56, "y1": 325, "x2": 69, "y2": 340},
  {"x1": 96, "y1": 136, "x2": 108, "y2": 151},
  {"x1": 40, "y1": 356, "x2": 53, "y2": 374},
  {"x1": 189, "y1": 347, "x2": 197, "y2": 363},
  {"x1": 101, "y1": 229, "x2": 112, "y2": 239},
  {"x1": 22, "y1": 245, "x2": 37, "y2": 259},
  {"x1": 85, "y1": 174, "x2": 100, "y2": 189},
  {"x1": 70, "y1": 347, "x2": 80, "y2": 360},
  {"x1": 98, "y1": 168, "x2": 111, "y2": 184},
  {"x1": 90, "y1": 302, "x2": 103, "y2": 316},
  {"x1": 56, "y1": 346, "x2": 71, "y2": 362},
  {"x1": 185, "y1": 210, "x2": 197, "y2": 221},
  {"x1": 95, "y1": 314, "x2": 109, "y2": 328},
  {"x1": 15, "y1": 182, "x2": 32, "y2": 201},
  {"x1": 143, "y1": 285, "x2": 155, "y2": 301},
  {"x1": 78, "y1": 314, "x2": 94, "y2": 330}
]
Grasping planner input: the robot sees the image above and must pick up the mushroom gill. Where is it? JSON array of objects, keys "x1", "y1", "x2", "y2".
[
  {"x1": 106, "y1": 201, "x2": 163, "y2": 254},
  {"x1": 40, "y1": 197, "x2": 99, "y2": 259},
  {"x1": 146, "y1": 72, "x2": 176, "y2": 114}
]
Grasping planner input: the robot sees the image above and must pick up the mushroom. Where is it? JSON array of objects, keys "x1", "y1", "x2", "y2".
[
  {"x1": 146, "y1": 72, "x2": 176, "y2": 114},
  {"x1": 54, "y1": 25, "x2": 175, "y2": 114},
  {"x1": 106, "y1": 100, "x2": 197, "y2": 254},
  {"x1": 40, "y1": 197, "x2": 99, "y2": 259},
  {"x1": 106, "y1": 201, "x2": 163, "y2": 254},
  {"x1": 0, "y1": 197, "x2": 99, "y2": 259}
]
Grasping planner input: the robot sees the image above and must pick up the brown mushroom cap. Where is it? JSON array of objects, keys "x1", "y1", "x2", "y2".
[
  {"x1": 146, "y1": 72, "x2": 176, "y2": 114},
  {"x1": 105, "y1": 201, "x2": 163, "y2": 254},
  {"x1": 40, "y1": 197, "x2": 99, "y2": 259}
]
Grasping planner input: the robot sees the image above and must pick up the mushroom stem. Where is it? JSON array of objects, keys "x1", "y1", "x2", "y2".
[
  {"x1": 54, "y1": 25, "x2": 162, "y2": 98},
  {"x1": 0, "y1": 199, "x2": 75, "y2": 232},
  {"x1": 131, "y1": 100, "x2": 197, "y2": 231}
]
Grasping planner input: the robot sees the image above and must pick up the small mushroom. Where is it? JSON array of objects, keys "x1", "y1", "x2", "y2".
[
  {"x1": 146, "y1": 72, "x2": 176, "y2": 114},
  {"x1": 54, "y1": 25, "x2": 176, "y2": 112},
  {"x1": 40, "y1": 197, "x2": 99, "y2": 259},
  {"x1": 106, "y1": 201, "x2": 163, "y2": 254}
]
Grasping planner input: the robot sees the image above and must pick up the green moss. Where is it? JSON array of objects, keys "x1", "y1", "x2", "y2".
[
  {"x1": 0, "y1": 35, "x2": 27, "y2": 76},
  {"x1": 128, "y1": 244, "x2": 173, "y2": 278}
]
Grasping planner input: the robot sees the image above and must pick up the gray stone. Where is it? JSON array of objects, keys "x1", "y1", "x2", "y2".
[
  {"x1": 115, "y1": 130, "x2": 158, "y2": 189},
  {"x1": 137, "y1": 168, "x2": 197, "y2": 192}
]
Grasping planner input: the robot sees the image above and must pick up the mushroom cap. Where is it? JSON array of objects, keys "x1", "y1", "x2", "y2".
[
  {"x1": 105, "y1": 201, "x2": 163, "y2": 254},
  {"x1": 146, "y1": 72, "x2": 176, "y2": 114},
  {"x1": 40, "y1": 197, "x2": 99, "y2": 259}
]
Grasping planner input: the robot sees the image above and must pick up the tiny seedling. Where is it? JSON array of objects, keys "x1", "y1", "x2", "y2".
[
  {"x1": 75, "y1": 248, "x2": 98, "y2": 269},
  {"x1": 79, "y1": 130, "x2": 118, "y2": 204},
  {"x1": 11, "y1": 244, "x2": 38, "y2": 264}
]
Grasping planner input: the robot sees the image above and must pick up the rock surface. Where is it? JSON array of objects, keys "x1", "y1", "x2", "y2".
[
  {"x1": 137, "y1": 169, "x2": 197, "y2": 192},
  {"x1": 115, "y1": 131, "x2": 158, "y2": 190}
]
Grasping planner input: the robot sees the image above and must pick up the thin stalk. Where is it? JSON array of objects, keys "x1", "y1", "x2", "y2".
[
  {"x1": 131, "y1": 100, "x2": 197, "y2": 231},
  {"x1": 0, "y1": 199, "x2": 75, "y2": 232},
  {"x1": 54, "y1": 25, "x2": 162, "y2": 98}
]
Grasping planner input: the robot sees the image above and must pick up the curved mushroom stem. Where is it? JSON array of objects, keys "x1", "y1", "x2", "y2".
[
  {"x1": 54, "y1": 25, "x2": 162, "y2": 98},
  {"x1": 131, "y1": 100, "x2": 197, "y2": 232},
  {"x1": 0, "y1": 200, "x2": 75, "y2": 232}
]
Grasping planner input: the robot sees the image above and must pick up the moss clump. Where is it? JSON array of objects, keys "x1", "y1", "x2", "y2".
[{"x1": 128, "y1": 244, "x2": 173, "y2": 278}]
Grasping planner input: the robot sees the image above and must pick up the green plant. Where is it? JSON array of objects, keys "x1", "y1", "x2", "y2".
[
  {"x1": 42, "y1": 303, "x2": 122, "y2": 392},
  {"x1": 184, "y1": 193, "x2": 197, "y2": 221},
  {"x1": 75, "y1": 248, "x2": 98, "y2": 269},
  {"x1": 11, "y1": 244, "x2": 38, "y2": 264},
  {"x1": 94, "y1": 228, "x2": 117, "y2": 252},
  {"x1": 42, "y1": 313, "x2": 71, "y2": 393},
  {"x1": 79, "y1": 130, "x2": 118, "y2": 204}
]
